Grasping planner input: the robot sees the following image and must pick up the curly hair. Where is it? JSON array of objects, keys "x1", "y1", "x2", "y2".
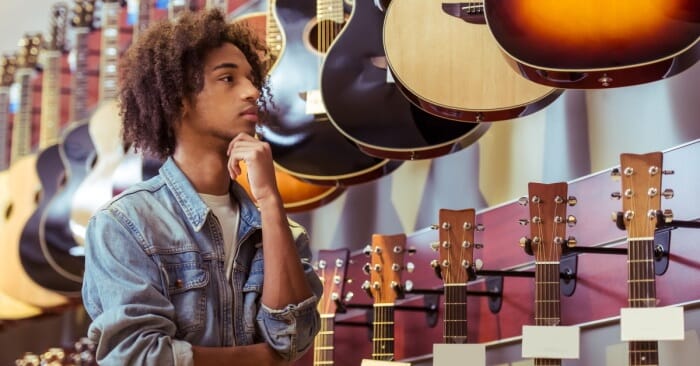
[{"x1": 119, "y1": 8, "x2": 271, "y2": 160}]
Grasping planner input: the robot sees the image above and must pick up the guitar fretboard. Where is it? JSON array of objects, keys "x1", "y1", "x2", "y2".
[
  {"x1": 0, "y1": 88, "x2": 9, "y2": 169},
  {"x1": 372, "y1": 303, "x2": 395, "y2": 361},
  {"x1": 11, "y1": 70, "x2": 33, "y2": 162},
  {"x1": 39, "y1": 50, "x2": 61, "y2": 148},
  {"x1": 628, "y1": 238, "x2": 658, "y2": 366},
  {"x1": 535, "y1": 262, "x2": 561, "y2": 366},
  {"x1": 99, "y1": 1, "x2": 121, "y2": 102},
  {"x1": 444, "y1": 283, "x2": 467, "y2": 343},
  {"x1": 313, "y1": 314, "x2": 335, "y2": 365},
  {"x1": 266, "y1": 0, "x2": 282, "y2": 58},
  {"x1": 71, "y1": 28, "x2": 90, "y2": 122}
]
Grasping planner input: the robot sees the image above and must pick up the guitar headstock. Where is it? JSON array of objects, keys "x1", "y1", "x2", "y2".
[
  {"x1": 17, "y1": 34, "x2": 42, "y2": 69},
  {"x1": 71, "y1": 0, "x2": 97, "y2": 29},
  {"x1": 617, "y1": 152, "x2": 668, "y2": 239},
  {"x1": 315, "y1": 248, "x2": 351, "y2": 315},
  {"x1": 434, "y1": 208, "x2": 477, "y2": 284},
  {"x1": 47, "y1": 2, "x2": 70, "y2": 52},
  {"x1": 0, "y1": 54, "x2": 17, "y2": 87},
  {"x1": 526, "y1": 182, "x2": 576, "y2": 263},
  {"x1": 362, "y1": 233, "x2": 407, "y2": 304}
]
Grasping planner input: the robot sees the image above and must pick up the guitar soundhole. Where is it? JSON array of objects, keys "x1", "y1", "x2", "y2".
[
  {"x1": 34, "y1": 190, "x2": 42, "y2": 204},
  {"x1": 89, "y1": 155, "x2": 98, "y2": 169},
  {"x1": 57, "y1": 172, "x2": 67, "y2": 188},
  {"x1": 305, "y1": 18, "x2": 346, "y2": 55},
  {"x1": 5, "y1": 203, "x2": 12, "y2": 219}
]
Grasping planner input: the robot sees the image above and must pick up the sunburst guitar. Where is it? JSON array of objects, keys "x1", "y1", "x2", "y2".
[
  {"x1": 0, "y1": 34, "x2": 69, "y2": 308},
  {"x1": 383, "y1": 0, "x2": 562, "y2": 123},
  {"x1": 484, "y1": 0, "x2": 700, "y2": 88}
]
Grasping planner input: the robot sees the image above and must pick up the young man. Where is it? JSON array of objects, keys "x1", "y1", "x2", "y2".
[{"x1": 81, "y1": 9, "x2": 322, "y2": 365}]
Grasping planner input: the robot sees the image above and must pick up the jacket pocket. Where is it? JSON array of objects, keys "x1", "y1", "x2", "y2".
[
  {"x1": 163, "y1": 258, "x2": 209, "y2": 336},
  {"x1": 241, "y1": 248, "x2": 264, "y2": 334}
]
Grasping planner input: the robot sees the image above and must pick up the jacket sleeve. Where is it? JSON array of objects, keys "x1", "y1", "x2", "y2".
[
  {"x1": 255, "y1": 220, "x2": 323, "y2": 362},
  {"x1": 81, "y1": 208, "x2": 194, "y2": 366}
]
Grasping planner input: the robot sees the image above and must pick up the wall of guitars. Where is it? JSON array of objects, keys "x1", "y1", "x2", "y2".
[{"x1": 0, "y1": 0, "x2": 698, "y2": 365}]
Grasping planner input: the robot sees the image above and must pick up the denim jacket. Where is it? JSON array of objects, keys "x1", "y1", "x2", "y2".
[{"x1": 82, "y1": 157, "x2": 322, "y2": 365}]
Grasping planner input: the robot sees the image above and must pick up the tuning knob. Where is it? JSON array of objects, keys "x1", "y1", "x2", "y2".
[
  {"x1": 407, "y1": 247, "x2": 417, "y2": 255},
  {"x1": 430, "y1": 259, "x2": 442, "y2": 280},
  {"x1": 518, "y1": 218, "x2": 530, "y2": 226},
  {"x1": 474, "y1": 258, "x2": 483, "y2": 271},
  {"x1": 474, "y1": 243, "x2": 484, "y2": 249},
  {"x1": 405, "y1": 262, "x2": 415, "y2": 273},
  {"x1": 362, "y1": 245, "x2": 372, "y2": 256},
  {"x1": 430, "y1": 241, "x2": 439, "y2": 251},
  {"x1": 475, "y1": 224, "x2": 485, "y2": 232},
  {"x1": 611, "y1": 192, "x2": 622, "y2": 200},
  {"x1": 362, "y1": 263, "x2": 371, "y2": 275},
  {"x1": 662, "y1": 169, "x2": 675, "y2": 175},
  {"x1": 662, "y1": 189, "x2": 674, "y2": 199},
  {"x1": 611, "y1": 167, "x2": 621, "y2": 179},
  {"x1": 567, "y1": 196, "x2": 577, "y2": 206},
  {"x1": 567, "y1": 215, "x2": 577, "y2": 227},
  {"x1": 517, "y1": 196, "x2": 529, "y2": 206},
  {"x1": 662, "y1": 209, "x2": 674, "y2": 223},
  {"x1": 404, "y1": 280, "x2": 414, "y2": 293},
  {"x1": 430, "y1": 224, "x2": 439, "y2": 230},
  {"x1": 566, "y1": 236, "x2": 577, "y2": 248},
  {"x1": 519, "y1": 236, "x2": 531, "y2": 248},
  {"x1": 361, "y1": 280, "x2": 373, "y2": 298},
  {"x1": 344, "y1": 292, "x2": 354, "y2": 303}
]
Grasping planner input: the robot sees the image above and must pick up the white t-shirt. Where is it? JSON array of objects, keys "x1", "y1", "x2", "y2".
[{"x1": 199, "y1": 193, "x2": 240, "y2": 273}]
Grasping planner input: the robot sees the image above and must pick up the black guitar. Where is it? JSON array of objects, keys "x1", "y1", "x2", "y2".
[
  {"x1": 321, "y1": 0, "x2": 489, "y2": 160},
  {"x1": 18, "y1": 2, "x2": 82, "y2": 295},
  {"x1": 40, "y1": 0, "x2": 98, "y2": 286},
  {"x1": 261, "y1": 0, "x2": 400, "y2": 186}
]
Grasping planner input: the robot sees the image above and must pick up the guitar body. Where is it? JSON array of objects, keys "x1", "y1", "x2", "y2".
[
  {"x1": 41, "y1": 122, "x2": 94, "y2": 282},
  {"x1": 0, "y1": 156, "x2": 68, "y2": 308},
  {"x1": 484, "y1": 0, "x2": 700, "y2": 88},
  {"x1": 71, "y1": 101, "x2": 125, "y2": 245},
  {"x1": 20, "y1": 144, "x2": 82, "y2": 294},
  {"x1": 383, "y1": 0, "x2": 561, "y2": 123},
  {"x1": 321, "y1": 0, "x2": 489, "y2": 160},
  {"x1": 263, "y1": 0, "x2": 399, "y2": 185}
]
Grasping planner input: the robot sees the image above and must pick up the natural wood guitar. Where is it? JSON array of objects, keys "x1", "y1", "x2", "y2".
[
  {"x1": 525, "y1": 182, "x2": 576, "y2": 366},
  {"x1": 618, "y1": 152, "x2": 669, "y2": 366},
  {"x1": 313, "y1": 248, "x2": 350, "y2": 366},
  {"x1": 383, "y1": 0, "x2": 562, "y2": 123},
  {"x1": 320, "y1": 0, "x2": 489, "y2": 160},
  {"x1": 0, "y1": 35, "x2": 69, "y2": 308},
  {"x1": 0, "y1": 54, "x2": 43, "y2": 320},
  {"x1": 433, "y1": 208, "x2": 477, "y2": 344},
  {"x1": 484, "y1": 0, "x2": 699, "y2": 88},
  {"x1": 364, "y1": 233, "x2": 407, "y2": 361},
  {"x1": 19, "y1": 3, "x2": 84, "y2": 296},
  {"x1": 70, "y1": 0, "x2": 126, "y2": 246}
]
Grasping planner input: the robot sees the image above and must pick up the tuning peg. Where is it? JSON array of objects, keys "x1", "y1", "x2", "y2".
[
  {"x1": 519, "y1": 236, "x2": 530, "y2": 247},
  {"x1": 442, "y1": 222, "x2": 451, "y2": 230},
  {"x1": 463, "y1": 222, "x2": 473, "y2": 230},
  {"x1": 391, "y1": 263, "x2": 400, "y2": 271},
  {"x1": 405, "y1": 262, "x2": 415, "y2": 273},
  {"x1": 662, "y1": 189, "x2": 674, "y2": 199},
  {"x1": 610, "y1": 192, "x2": 621, "y2": 200},
  {"x1": 407, "y1": 247, "x2": 417, "y2": 255},
  {"x1": 333, "y1": 275, "x2": 342, "y2": 285},
  {"x1": 554, "y1": 237, "x2": 564, "y2": 245},
  {"x1": 610, "y1": 167, "x2": 621, "y2": 179},
  {"x1": 430, "y1": 224, "x2": 438, "y2": 230},
  {"x1": 317, "y1": 259, "x2": 327, "y2": 270},
  {"x1": 374, "y1": 264, "x2": 382, "y2": 272},
  {"x1": 517, "y1": 196, "x2": 529, "y2": 206},
  {"x1": 461, "y1": 259, "x2": 471, "y2": 268},
  {"x1": 344, "y1": 292, "x2": 354, "y2": 303},
  {"x1": 532, "y1": 236, "x2": 541, "y2": 245},
  {"x1": 567, "y1": 196, "x2": 578, "y2": 206},
  {"x1": 404, "y1": 280, "x2": 414, "y2": 293},
  {"x1": 430, "y1": 259, "x2": 442, "y2": 279},
  {"x1": 430, "y1": 241, "x2": 439, "y2": 251},
  {"x1": 531, "y1": 216, "x2": 542, "y2": 224},
  {"x1": 474, "y1": 243, "x2": 484, "y2": 249},
  {"x1": 662, "y1": 209, "x2": 674, "y2": 223},
  {"x1": 566, "y1": 236, "x2": 577, "y2": 248},
  {"x1": 518, "y1": 218, "x2": 530, "y2": 226},
  {"x1": 611, "y1": 212, "x2": 619, "y2": 222},
  {"x1": 362, "y1": 245, "x2": 372, "y2": 256},
  {"x1": 474, "y1": 258, "x2": 483, "y2": 271},
  {"x1": 361, "y1": 280, "x2": 373, "y2": 298},
  {"x1": 662, "y1": 169, "x2": 675, "y2": 175},
  {"x1": 390, "y1": 281, "x2": 401, "y2": 295},
  {"x1": 475, "y1": 224, "x2": 485, "y2": 231},
  {"x1": 362, "y1": 263, "x2": 371, "y2": 275},
  {"x1": 567, "y1": 215, "x2": 577, "y2": 227},
  {"x1": 392, "y1": 246, "x2": 403, "y2": 253}
]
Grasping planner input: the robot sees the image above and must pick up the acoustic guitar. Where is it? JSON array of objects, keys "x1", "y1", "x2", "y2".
[
  {"x1": 525, "y1": 182, "x2": 576, "y2": 366},
  {"x1": 0, "y1": 34, "x2": 69, "y2": 308},
  {"x1": 261, "y1": 0, "x2": 400, "y2": 186},
  {"x1": 321, "y1": 0, "x2": 489, "y2": 160},
  {"x1": 19, "y1": 3, "x2": 84, "y2": 296},
  {"x1": 433, "y1": 208, "x2": 477, "y2": 344},
  {"x1": 231, "y1": 0, "x2": 344, "y2": 212},
  {"x1": 70, "y1": 0, "x2": 126, "y2": 246},
  {"x1": 363, "y1": 233, "x2": 407, "y2": 361},
  {"x1": 484, "y1": 0, "x2": 700, "y2": 89},
  {"x1": 617, "y1": 152, "x2": 670, "y2": 366},
  {"x1": 0, "y1": 54, "x2": 43, "y2": 320},
  {"x1": 40, "y1": 0, "x2": 98, "y2": 289},
  {"x1": 383, "y1": 0, "x2": 562, "y2": 123},
  {"x1": 313, "y1": 248, "x2": 351, "y2": 366}
]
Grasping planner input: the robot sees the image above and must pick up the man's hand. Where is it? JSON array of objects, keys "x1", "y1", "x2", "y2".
[{"x1": 227, "y1": 133, "x2": 280, "y2": 204}]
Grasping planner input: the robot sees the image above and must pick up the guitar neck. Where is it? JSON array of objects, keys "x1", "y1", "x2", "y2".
[
  {"x1": 313, "y1": 314, "x2": 335, "y2": 365},
  {"x1": 534, "y1": 261, "x2": 562, "y2": 366},
  {"x1": 372, "y1": 303, "x2": 395, "y2": 361},
  {"x1": 71, "y1": 28, "x2": 90, "y2": 121},
  {"x1": 266, "y1": 0, "x2": 282, "y2": 58},
  {"x1": 443, "y1": 283, "x2": 468, "y2": 344},
  {"x1": 11, "y1": 69, "x2": 34, "y2": 162},
  {"x1": 39, "y1": 50, "x2": 62, "y2": 148},
  {"x1": 99, "y1": 1, "x2": 121, "y2": 103},
  {"x1": 628, "y1": 238, "x2": 659, "y2": 366},
  {"x1": 0, "y1": 87, "x2": 9, "y2": 169}
]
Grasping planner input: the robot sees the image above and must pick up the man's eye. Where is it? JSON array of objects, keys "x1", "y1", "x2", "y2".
[{"x1": 220, "y1": 76, "x2": 233, "y2": 83}]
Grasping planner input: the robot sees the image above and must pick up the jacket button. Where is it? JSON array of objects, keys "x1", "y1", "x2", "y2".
[{"x1": 175, "y1": 279, "x2": 184, "y2": 288}]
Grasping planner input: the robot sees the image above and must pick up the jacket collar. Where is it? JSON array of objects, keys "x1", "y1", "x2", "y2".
[{"x1": 160, "y1": 157, "x2": 262, "y2": 232}]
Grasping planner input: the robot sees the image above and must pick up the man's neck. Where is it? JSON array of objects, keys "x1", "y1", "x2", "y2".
[{"x1": 173, "y1": 147, "x2": 230, "y2": 195}]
